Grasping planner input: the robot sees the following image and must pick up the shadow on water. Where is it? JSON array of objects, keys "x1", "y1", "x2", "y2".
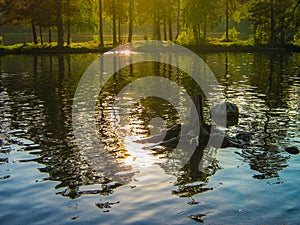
[{"x1": 0, "y1": 53, "x2": 299, "y2": 204}]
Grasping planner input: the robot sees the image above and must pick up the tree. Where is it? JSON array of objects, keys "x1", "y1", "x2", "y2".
[
  {"x1": 183, "y1": 0, "x2": 219, "y2": 44},
  {"x1": 112, "y1": 0, "x2": 117, "y2": 45},
  {"x1": 56, "y1": 0, "x2": 64, "y2": 47},
  {"x1": 249, "y1": 0, "x2": 300, "y2": 45},
  {"x1": 176, "y1": 0, "x2": 181, "y2": 38},
  {"x1": 128, "y1": 0, "x2": 133, "y2": 42},
  {"x1": 99, "y1": 0, "x2": 104, "y2": 46},
  {"x1": 218, "y1": 0, "x2": 241, "y2": 41}
]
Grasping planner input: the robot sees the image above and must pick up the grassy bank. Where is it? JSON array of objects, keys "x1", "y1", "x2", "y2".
[
  {"x1": 184, "y1": 38, "x2": 300, "y2": 53},
  {"x1": 0, "y1": 42, "x2": 112, "y2": 54},
  {"x1": 0, "y1": 39, "x2": 300, "y2": 55}
]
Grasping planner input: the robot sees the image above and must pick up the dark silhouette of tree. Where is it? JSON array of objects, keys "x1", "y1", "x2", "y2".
[
  {"x1": 249, "y1": 0, "x2": 300, "y2": 45},
  {"x1": 112, "y1": 0, "x2": 117, "y2": 45},
  {"x1": 99, "y1": 0, "x2": 104, "y2": 47},
  {"x1": 128, "y1": 0, "x2": 133, "y2": 43}
]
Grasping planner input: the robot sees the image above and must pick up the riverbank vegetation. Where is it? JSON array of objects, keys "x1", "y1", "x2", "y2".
[{"x1": 0, "y1": 0, "x2": 300, "y2": 52}]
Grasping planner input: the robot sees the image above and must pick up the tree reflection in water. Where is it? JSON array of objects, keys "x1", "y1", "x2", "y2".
[{"x1": 0, "y1": 53, "x2": 298, "y2": 202}]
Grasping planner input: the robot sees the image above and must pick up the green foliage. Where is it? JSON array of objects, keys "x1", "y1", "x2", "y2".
[
  {"x1": 293, "y1": 30, "x2": 300, "y2": 46},
  {"x1": 175, "y1": 31, "x2": 194, "y2": 45},
  {"x1": 248, "y1": 0, "x2": 300, "y2": 45},
  {"x1": 0, "y1": 36, "x2": 3, "y2": 46},
  {"x1": 0, "y1": 0, "x2": 300, "y2": 47},
  {"x1": 144, "y1": 35, "x2": 151, "y2": 40},
  {"x1": 222, "y1": 27, "x2": 240, "y2": 41},
  {"x1": 93, "y1": 35, "x2": 99, "y2": 43}
]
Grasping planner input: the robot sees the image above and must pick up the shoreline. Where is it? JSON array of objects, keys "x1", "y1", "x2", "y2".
[{"x1": 0, "y1": 42, "x2": 300, "y2": 55}]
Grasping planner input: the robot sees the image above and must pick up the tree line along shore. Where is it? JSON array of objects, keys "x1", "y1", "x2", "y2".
[{"x1": 1, "y1": 0, "x2": 300, "y2": 54}]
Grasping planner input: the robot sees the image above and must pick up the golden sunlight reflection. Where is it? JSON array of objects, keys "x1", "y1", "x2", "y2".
[
  {"x1": 105, "y1": 49, "x2": 133, "y2": 56},
  {"x1": 119, "y1": 49, "x2": 132, "y2": 55},
  {"x1": 121, "y1": 113, "x2": 164, "y2": 167},
  {"x1": 123, "y1": 135, "x2": 156, "y2": 166}
]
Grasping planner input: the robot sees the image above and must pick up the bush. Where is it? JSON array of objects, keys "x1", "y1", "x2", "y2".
[
  {"x1": 93, "y1": 35, "x2": 99, "y2": 43},
  {"x1": 175, "y1": 31, "x2": 194, "y2": 45},
  {"x1": 222, "y1": 27, "x2": 240, "y2": 41},
  {"x1": 293, "y1": 31, "x2": 300, "y2": 46},
  {"x1": 0, "y1": 36, "x2": 4, "y2": 46},
  {"x1": 144, "y1": 35, "x2": 151, "y2": 40}
]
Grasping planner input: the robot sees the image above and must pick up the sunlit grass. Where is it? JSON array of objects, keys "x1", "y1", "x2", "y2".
[
  {"x1": 0, "y1": 41, "x2": 113, "y2": 53},
  {"x1": 206, "y1": 38, "x2": 254, "y2": 47},
  {"x1": 0, "y1": 38, "x2": 299, "y2": 54}
]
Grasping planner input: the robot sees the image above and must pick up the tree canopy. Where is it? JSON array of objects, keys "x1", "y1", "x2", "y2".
[{"x1": 0, "y1": 0, "x2": 300, "y2": 46}]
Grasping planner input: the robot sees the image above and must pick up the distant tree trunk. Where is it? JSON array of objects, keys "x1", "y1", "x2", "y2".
[
  {"x1": 66, "y1": 0, "x2": 71, "y2": 46},
  {"x1": 168, "y1": 0, "x2": 173, "y2": 41},
  {"x1": 203, "y1": 15, "x2": 207, "y2": 41},
  {"x1": 118, "y1": 17, "x2": 121, "y2": 43},
  {"x1": 153, "y1": 2, "x2": 161, "y2": 40},
  {"x1": 153, "y1": 8, "x2": 157, "y2": 39},
  {"x1": 57, "y1": 0, "x2": 64, "y2": 47},
  {"x1": 39, "y1": 25, "x2": 43, "y2": 45},
  {"x1": 279, "y1": 12, "x2": 285, "y2": 45},
  {"x1": 99, "y1": 0, "x2": 104, "y2": 47},
  {"x1": 157, "y1": 21, "x2": 161, "y2": 40},
  {"x1": 128, "y1": 0, "x2": 133, "y2": 43},
  {"x1": 67, "y1": 18, "x2": 71, "y2": 46},
  {"x1": 270, "y1": 0, "x2": 276, "y2": 45},
  {"x1": 176, "y1": 0, "x2": 180, "y2": 37},
  {"x1": 225, "y1": 0, "x2": 229, "y2": 41},
  {"x1": 48, "y1": 27, "x2": 52, "y2": 43},
  {"x1": 193, "y1": 24, "x2": 200, "y2": 45},
  {"x1": 154, "y1": 0, "x2": 161, "y2": 40},
  {"x1": 163, "y1": 16, "x2": 167, "y2": 41},
  {"x1": 112, "y1": 0, "x2": 117, "y2": 46},
  {"x1": 32, "y1": 21, "x2": 38, "y2": 44}
]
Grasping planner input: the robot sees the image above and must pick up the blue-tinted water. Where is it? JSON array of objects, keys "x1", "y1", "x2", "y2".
[{"x1": 0, "y1": 52, "x2": 299, "y2": 224}]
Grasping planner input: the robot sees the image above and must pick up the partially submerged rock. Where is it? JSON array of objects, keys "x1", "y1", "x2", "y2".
[
  {"x1": 285, "y1": 146, "x2": 299, "y2": 155},
  {"x1": 210, "y1": 102, "x2": 239, "y2": 126}
]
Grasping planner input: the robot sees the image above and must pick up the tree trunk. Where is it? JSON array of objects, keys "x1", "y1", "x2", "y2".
[
  {"x1": 168, "y1": 0, "x2": 173, "y2": 41},
  {"x1": 203, "y1": 15, "x2": 207, "y2": 41},
  {"x1": 153, "y1": 5, "x2": 157, "y2": 39},
  {"x1": 279, "y1": 12, "x2": 285, "y2": 45},
  {"x1": 270, "y1": 0, "x2": 276, "y2": 45},
  {"x1": 193, "y1": 24, "x2": 200, "y2": 45},
  {"x1": 48, "y1": 26, "x2": 52, "y2": 43},
  {"x1": 112, "y1": 0, "x2": 117, "y2": 46},
  {"x1": 57, "y1": 0, "x2": 64, "y2": 47},
  {"x1": 66, "y1": 0, "x2": 71, "y2": 46},
  {"x1": 152, "y1": 0, "x2": 161, "y2": 40},
  {"x1": 32, "y1": 21, "x2": 38, "y2": 44},
  {"x1": 67, "y1": 17, "x2": 71, "y2": 46},
  {"x1": 157, "y1": 21, "x2": 161, "y2": 40},
  {"x1": 163, "y1": 15, "x2": 167, "y2": 41},
  {"x1": 39, "y1": 25, "x2": 43, "y2": 45},
  {"x1": 118, "y1": 16, "x2": 121, "y2": 43},
  {"x1": 176, "y1": 0, "x2": 180, "y2": 38},
  {"x1": 128, "y1": 0, "x2": 133, "y2": 43},
  {"x1": 99, "y1": 0, "x2": 104, "y2": 46},
  {"x1": 225, "y1": 0, "x2": 229, "y2": 41}
]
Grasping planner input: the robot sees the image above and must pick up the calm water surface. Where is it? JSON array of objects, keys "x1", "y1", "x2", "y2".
[{"x1": 0, "y1": 52, "x2": 299, "y2": 224}]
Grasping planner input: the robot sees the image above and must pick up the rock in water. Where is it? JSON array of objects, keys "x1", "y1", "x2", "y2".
[
  {"x1": 285, "y1": 146, "x2": 299, "y2": 155},
  {"x1": 210, "y1": 102, "x2": 239, "y2": 127},
  {"x1": 236, "y1": 132, "x2": 251, "y2": 142},
  {"x1": 188, "y1": 214, "x2": 206, "y2": 223}
]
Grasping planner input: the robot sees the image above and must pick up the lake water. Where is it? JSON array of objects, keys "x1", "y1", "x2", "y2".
[{"x1": 0, "y1": 52, "x2": 299, "y2": 224}]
